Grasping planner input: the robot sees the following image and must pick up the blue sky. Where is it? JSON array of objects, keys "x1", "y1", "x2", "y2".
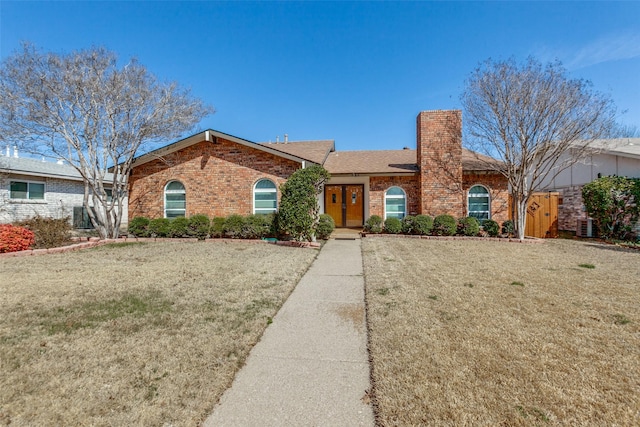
[{"x1": 1, "y1": 1, "x2": 639, "y2": 151}]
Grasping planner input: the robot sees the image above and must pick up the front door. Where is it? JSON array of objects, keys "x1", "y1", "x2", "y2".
[{"x1": 324, "y1": 185, "x2": 364, "y2": 227}]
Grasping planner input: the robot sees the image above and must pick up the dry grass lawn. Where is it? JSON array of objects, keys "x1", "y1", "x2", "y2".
[
  {"x1": 0, "y1": 241, "x2": 317, "y2": 426},
  {"x1": 363, "y1": 238, "x2": 639, "y2": 426}
]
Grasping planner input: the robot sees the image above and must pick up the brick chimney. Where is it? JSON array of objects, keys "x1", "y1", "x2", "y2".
[{"x1": 416, "y1": 110, "x2": 463, "y2": 217}]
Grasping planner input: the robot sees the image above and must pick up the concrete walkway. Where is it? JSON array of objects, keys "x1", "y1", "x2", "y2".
[{"x1": 204, "y1": 238, "x2": 374, "y2": 426}]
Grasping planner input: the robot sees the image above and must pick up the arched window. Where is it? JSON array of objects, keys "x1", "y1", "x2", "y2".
[
  {"x1": 164, "y1": 181, "x2": 186, "y2": 218},
  {"x1": 254, "y1": 179, "x2": 277, "y2": 214},
  {"x1": 468, "y1": 185, "x2": 490, "y2": 220},
  {"x1": 385, "y1": 186, "x2": 406, "y2": 219}
]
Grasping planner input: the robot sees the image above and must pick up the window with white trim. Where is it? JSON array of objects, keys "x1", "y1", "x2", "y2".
[
  {"x1": 384, "y1": 186, "x2": 406, "y2": 219},
  {"x1": 253, "y1": 179, "x2": 277, "y2": 214},
  {"x1": 10, "y1": 180, "x2": 45, "y2": 200},
  {"x1": 468, "y1": 185, "x2": 490, "y2": 220},
  {"x1": 164, "y1": 181, "x2": 186, "y2": 218}
]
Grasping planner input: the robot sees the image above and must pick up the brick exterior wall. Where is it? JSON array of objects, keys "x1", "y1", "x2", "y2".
[
  {"x1": 128, "y1": 138, "x2": 301, "y2": 219},
  {"x1": 462, "y1": 172, "x2": 509, "y2": 223},
  {"x1": 369, "y1": 175, "x2": 420, "y2": 218},
  {"x1": 556, "y1": 186, "x2": 587, "y2": 232},
  {"x1": 416, "y1": 110, "x2": 464, "y2": 217}
]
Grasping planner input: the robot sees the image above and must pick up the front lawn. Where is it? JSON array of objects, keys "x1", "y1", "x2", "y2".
[
  {"x1": 363, "y1": 238, "x2": 639, "y2": 426},
  {"x1": 0, "y1": 241, "x2": 317, "y2": 426}
]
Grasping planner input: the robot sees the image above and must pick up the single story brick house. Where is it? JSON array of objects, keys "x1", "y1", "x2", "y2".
[
  {"x1": 0, "y1": 147, "x2": 126, "y2": 228},
  {"x1": 128, "y1": 110, "x2": 509, "y2": 227}
]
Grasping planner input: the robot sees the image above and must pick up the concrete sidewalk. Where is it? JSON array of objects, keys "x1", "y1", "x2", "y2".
[{"x1": 204, "y1": 239, "x2": 374, "y2": 426}]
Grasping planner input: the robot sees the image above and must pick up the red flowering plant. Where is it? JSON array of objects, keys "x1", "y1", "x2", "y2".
[{"x1": 0, "y1": 224, "x2": 36, "y2": 253}]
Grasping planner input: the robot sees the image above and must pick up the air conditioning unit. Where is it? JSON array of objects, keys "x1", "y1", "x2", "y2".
[{"x1": 576, "y1": 218, "x2": 594, "y2": 238}]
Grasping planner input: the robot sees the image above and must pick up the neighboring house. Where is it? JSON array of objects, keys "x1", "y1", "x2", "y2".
[
  {"x1": 0, "y1": 147, "x2": 127, "y2": 228},
  {"x1": 539, "y1": 138, "x2": 640, "y2": 233},
  {"x1": 128, "y1": 110, "x2": 509, "y2": 228}
]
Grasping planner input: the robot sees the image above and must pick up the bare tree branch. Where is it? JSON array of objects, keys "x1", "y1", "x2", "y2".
[{"x1": 0, "y1": 43, "x2": 213, "y2": 238}]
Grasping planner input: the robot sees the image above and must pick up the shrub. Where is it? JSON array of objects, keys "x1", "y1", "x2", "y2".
[
  {"x1": 210, "y1": 217, "x2": 226, "y2": 238},
  {"x1": 245, "y1": 214, "x2": 273, "y2": 239},
  {"x1": 168, "y1": 217, "x2": 189, "y2": 238},
  {"x1": 148, "y1": 218, "x2": 171, "y2": 237},
  {"x1": 401, "y1": 215, "x2": 417, "y2": 234},
  {"x1": 414, "y1": 214, "x2": 433, "y2": 235},
  {"x1": 316, "y1": 214, "x2": 335, "y2": 240},
  {"x1": 458, "y1": 216, "x2": 480, "y2": 236},
  {"x1": 128, "y1": 216, "x2": 150, "y2": 237},
  {"x1": 482, "y1": 219, "x2": 500, "y2": 237},
  {"x1": 17, "y1": 215, "x2": 72, "y2": 248},
  {"x1": 0, "y1": 224, "x2": 36, "y2": 253},
  {"x1": 223, "y1": 214, "x2": 245, "y2": 238},
  {"x1": 188, "y1": 214, "x2": 210, "y2": 240},
  {"x1": 384, "y1": 217, "x2": 402, "y2": 234},
  {"x1": 502, "y1": 220, "x2": 514, "y2": 236},
  {"x1": 432, "y1": 214, "x2": 457, "y2": 236},
  {"x1": 364, "y1": 215, "x2": 383, "y2": 234},
  {"x1": 276, "y1": 165, "x2": 331, "y2": 241},
  {"x1": 582, "y1": 176, "x2": 640, "y2": 240}
]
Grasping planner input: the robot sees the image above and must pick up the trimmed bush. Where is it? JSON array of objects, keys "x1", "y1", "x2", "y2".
[
  {"x1": 129, "y1": 216, "x2": 150, "y2": 237},
  {"x1": 210, "y1": 217, "x2": 226, "y2": 238},
  {"x1": 364, "y1": 215, "x2": 383, "y2": 234},
  {"x1": 17, "y1": 215, "x2": 72, "y2": 248},
  {"x1": 316, "y1": 214, "x2": 335, "y2": 240},
  {"x1": 223, "y1": 214, "x2": 245, "y2": 238},
  {"x1": 244, "y1": 214, "x2": 273, "y2": 239},
  {"x1": 414, "y1": 215, "x2": 433, "y2": 235},
  {"x1": 458, "y1": 216, "x2": 480, "y2": 236},
  {"x1": 582, "y1": 176, "x2": 640, "y2": 240},
  {"x1": 188, "y1": 214, "x2": 210, "y2": 240},
  {"x1": 148, "y1": 218, "x2": 171, "y2": 237},
  {"x1": 168, "y1": 217, "x2": 189, "y2": 238},
  {"x1": 0, "y1": 224, "x2": 36, "y2": 253},
  {"x1": 432, "y1": 214, "x2": 457, "y2": 236},
  {"x1": 502, "y1": 220, "x2": 515, "y2": 236},
  {"x1": 401, "y1": 215, "x2": 417, "y2": 234},
  {"x1": 482, "y1": 219, "x2": 500, "y2": 237},
  {"x1": 384, "y1": 217, "x2": 402, "y2": 234}
]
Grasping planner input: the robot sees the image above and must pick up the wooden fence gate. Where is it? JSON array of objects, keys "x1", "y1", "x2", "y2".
[{"x1": 510, "y1": 192, "x2": 559, "y2": 238}]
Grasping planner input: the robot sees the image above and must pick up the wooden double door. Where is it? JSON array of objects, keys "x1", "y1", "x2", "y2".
[{"x1": 324, "y1": 184, "x2": 364, "y2": 228}]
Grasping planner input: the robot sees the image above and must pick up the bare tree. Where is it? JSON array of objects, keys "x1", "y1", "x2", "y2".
[
  {"x1": 0, "y1": 43, "x2": 213, "y2": 238},
  {"x1": 461, "y1": 57, "x2": 616, "y2": 240}
]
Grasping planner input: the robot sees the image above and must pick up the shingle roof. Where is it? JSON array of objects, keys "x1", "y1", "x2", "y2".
[
  {"x1": 259, "y1": 140, "x2": 335, "y2": 165},
  {"x1": 323, "y1": 148, "x2": 503, "y2": 175},
  {"x1": 0, "y1": 155, "x2": 84, "y2": 181}
]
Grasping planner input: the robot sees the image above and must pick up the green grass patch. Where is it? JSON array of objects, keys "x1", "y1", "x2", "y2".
[
  {"x1": 510, "y1": 281, "x2": 525, "y2": 287},
  {"x1": 578, "y1": 263, "x2": 596, "y2": 269},
  {"x1": 40, "y1": 292, "x2": 173, "y2": 335},
  {"x1": 428, "y1": 295, "x2": 439, "y2": 300},
  {"x1": 612, "y1": 314, "x2": 630, "y2": 325}
]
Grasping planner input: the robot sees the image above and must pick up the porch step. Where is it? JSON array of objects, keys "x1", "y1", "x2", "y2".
[{"x1": 329, "y1": 228, "x2": 363, "y2": 240}]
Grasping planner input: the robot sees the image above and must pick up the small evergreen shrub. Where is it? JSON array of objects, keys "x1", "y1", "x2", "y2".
[
  {"x1": 502, "y1": 220, "x2": 515, "y2": 236},
  {"x1": 244, "y1": 214, "x2": 272, "y2": 239},
  {"x1": 188, "y1": 214, "x2": 210, "y2": 240},
  {"x1": 414, "y1": 215, "x2": 433, "y2": 235},
  {"x1": 128, "y1": 216, "x2": 150, "y2": 237},
  {"x1": 148, "y1": 218, "x2": 171, "y2": 237},
  {"x1": 401, "y1": 215, "x2": 417, "y2": 234},
  {"x1": 168, "y1": 217, "x2": 189, "y2": 238},
  {"x1": 458, "y1": 216, "x2": 480, "y2": 236},
  {"x1": 364, "y1": 215, "x2": 383, "y2": 234},
  {"x1": 384, "y1": 217, "x2": 402, "y2": 234},
  {"x1": 316, "y1": 214, "x2": 335, "y2": 240},
  {"x1": 0, "y1": 224, "x2": 36, "y2": 253},
  {"x1": 482, "y1": 219, "x2": 500, "y2": 237},
  {"x1": 432, "y1": 214, "x2": 457, "y2": 236},
  {"x1": 17, "y1": 215, "x2": 72, "y2": 248},
  {"x1": 210, "y1": 217, "x2": 226, "y2": 238},
  {"x1": 223, "y1": 214, "x2": 245, "y2": 238}
]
